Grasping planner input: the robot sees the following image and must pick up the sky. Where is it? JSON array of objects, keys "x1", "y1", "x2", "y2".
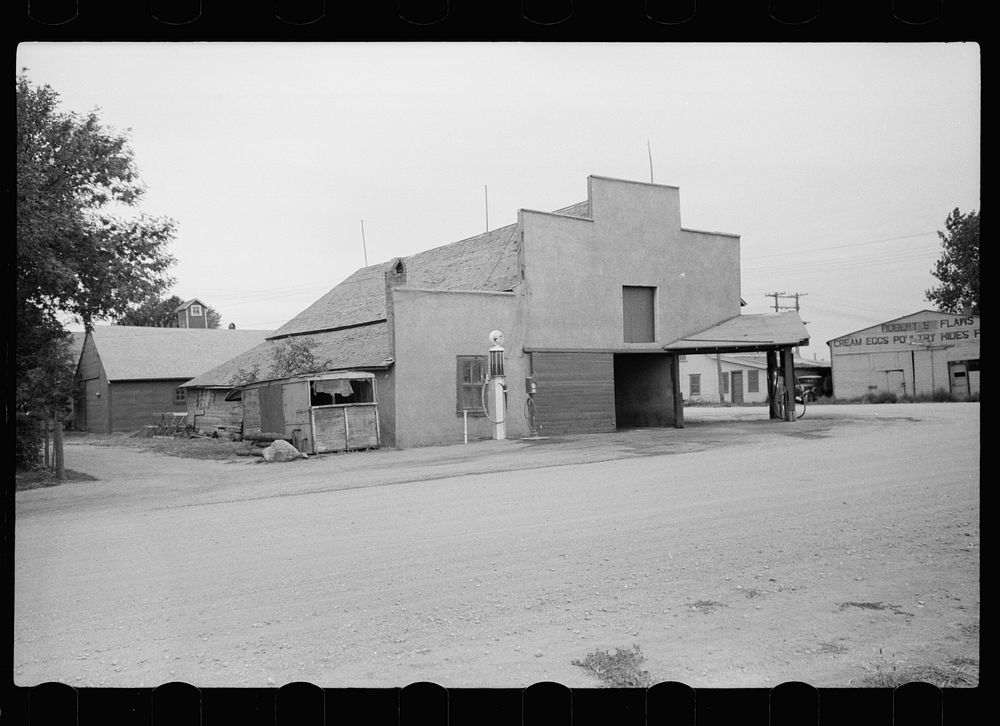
[{"x1": 18, "y1": 42, "x2": 980, "y2": 361}]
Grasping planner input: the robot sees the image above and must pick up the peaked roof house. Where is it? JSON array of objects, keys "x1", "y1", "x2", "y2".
[
  {"x1": 74, "y1": 325, "x2": 272, "y2": 433},
  {"x1": 173, "y1": 298, "x2": 211, "y2": 328},
  {"x1": 189, "y1": 175, "x2": 810, "y2": 448}
]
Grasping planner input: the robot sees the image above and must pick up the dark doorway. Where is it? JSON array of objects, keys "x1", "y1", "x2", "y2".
[{"x1": 613, "y1": 354, "x2": 676, "y2": 428}]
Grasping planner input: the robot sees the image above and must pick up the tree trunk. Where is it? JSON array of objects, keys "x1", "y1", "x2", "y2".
[
  {"x1": 44, "y1": 416, "x2": 51, "y2": 469},
  {"x1": 53, "y1": 414, "x2": 65, "y2": 480}
]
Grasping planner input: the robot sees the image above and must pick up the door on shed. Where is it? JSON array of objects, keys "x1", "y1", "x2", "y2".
[
  {"x1": 282, "y1": 381, "x2": 311, "y2": 441},
  {"x1": 886, "y1": 369, "x2": 906, "y2": 397},
  {"x1": 948, "y1": 361, "x2": 970, "y2": 397},
  {"x1": 258, "y1": 383, "x2": 285, "y2": 433},
  {"x1": 531, "y1": 352, "x2": 616, "y2": 435}
]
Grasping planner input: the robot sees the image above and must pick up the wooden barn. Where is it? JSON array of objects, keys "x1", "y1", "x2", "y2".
[{"x1": 73, "y1": 325, "x2": 272, "y2": 433}]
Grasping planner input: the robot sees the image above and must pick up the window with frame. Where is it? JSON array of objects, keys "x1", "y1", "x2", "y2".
[
  {"x1": 190, "y1": 304, "x2": 203, "y2": 317},
  {"x1": 689, "y1": 374, "x2": 701, "y2": 396},
  {"x1": 622, "y1": 286, "x2": 656, "y2": 343},
  {"x1": 456, "y1": 356, "x2": 487, "y2": 414},
  {"x1": 721, "y1": 372, "x2": 730, "y2": 394},
  {"x1": 174, "y1": 387, "x2": 187, "y2": 404},
  {"x1": 747, "y1": 370, "x2": 760, "y2": 393}
]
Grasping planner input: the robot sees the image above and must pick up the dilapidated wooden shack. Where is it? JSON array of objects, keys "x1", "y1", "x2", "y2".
[{"x1": 241, "y1": 371, "x2": 380, "y2": 454}]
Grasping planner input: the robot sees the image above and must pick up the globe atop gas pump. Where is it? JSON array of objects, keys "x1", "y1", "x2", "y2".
[
  {"x1": 485, "y1": 330, "x2": 506, "y2": 439},
  {"x1": 488, "y1": 330, "x2": 505, "y2": 378}
]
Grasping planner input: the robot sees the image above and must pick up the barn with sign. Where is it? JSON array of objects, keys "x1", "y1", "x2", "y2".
[{"x1": 826, "y1": 310, "x2": 980, "y2": 399}]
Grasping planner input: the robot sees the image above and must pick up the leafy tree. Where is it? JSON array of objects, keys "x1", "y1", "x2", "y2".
[
  {"x1": 926, "y1": 208, "x2": 980, "y2": 315},
  {"x1": 116, "y1": 294, "x2": 186, "y2": 326},
  {"x1": 270, "y1": 338, "x2": 324, "y2": 378},
  {"x1": 17, "y1": 73, "x2": 177, "y2": 328},
  {"x1": 116, "y1": 294, "x2": 223, "y2": 328},
  {"x1": 17, "y1": 72, "x2": 177, "y2": 472},
  {"x1": 228, "y1": 338, "x2": 327, "y2": 386},
  {"x1": 15, "y1": 322, "x2": 76, "y2": 476}
]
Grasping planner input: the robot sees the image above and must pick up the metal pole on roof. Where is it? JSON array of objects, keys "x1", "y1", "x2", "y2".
[
  {"x1": 647, "y1": 140, "x2": 654, "y2": 183},
  {"x1": 484, "y1": 185, "x2": 489, "y2": 232},
  {"x1": 361, "y1": 220, "x2": 368, "y2": 267}
]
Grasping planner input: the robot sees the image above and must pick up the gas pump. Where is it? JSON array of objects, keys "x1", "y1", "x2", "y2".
[{"x1": 480, "y1": 330, "x2": 508, "y2": 440}]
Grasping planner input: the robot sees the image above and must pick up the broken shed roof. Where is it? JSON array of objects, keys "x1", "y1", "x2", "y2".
[{"x1": 182, "y1": 322, "x2": 393, "y2": 388}]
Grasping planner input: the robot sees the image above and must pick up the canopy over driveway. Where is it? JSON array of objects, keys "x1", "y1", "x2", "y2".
[{"x1": 663, "y1": 312, "x2": 810, "y2": 423}]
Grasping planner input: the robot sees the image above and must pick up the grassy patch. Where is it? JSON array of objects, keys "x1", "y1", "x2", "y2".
[
  {"x1": 15, "y1": 468, "x2": 99, "y2": 491},
  {"x1": 838, "y1": 601, "x2": 888, "y2": 610},
  {"x1": 688, "y1": 599, "x2": 727, "y2": 614},
  {"x1": 67, "y1": 432, "x2": 248, "y2": 461},
  {"x1": 854, "y1": 650, "x2": 979, "y2": 688},
  {"x1": 572, "y1": 645, "x2": 653, "y2": 688},
  {"x1": 960, "y1": 620, "x2": 980, "y2": 637}
]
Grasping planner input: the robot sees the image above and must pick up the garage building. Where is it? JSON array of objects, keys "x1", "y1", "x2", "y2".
[
  {"x1": 190, "y1": 175, "x2": 810, "y2": 447},
  {"x1": 827, "y1": 310, "x2": 980, "y2": 399}
]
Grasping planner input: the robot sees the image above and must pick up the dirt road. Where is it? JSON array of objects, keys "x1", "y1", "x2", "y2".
[{"x1": 14, "y1": 403, "x2": 980, "y2": 688}]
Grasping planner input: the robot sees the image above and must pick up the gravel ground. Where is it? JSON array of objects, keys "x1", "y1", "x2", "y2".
[{"x1": 14, "y1": 403, "x2": 980, "y2": 688}]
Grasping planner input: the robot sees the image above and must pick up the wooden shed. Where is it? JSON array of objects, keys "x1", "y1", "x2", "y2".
[{"x1": 241, "y1": 371, "x2": 380, "y2": 454}]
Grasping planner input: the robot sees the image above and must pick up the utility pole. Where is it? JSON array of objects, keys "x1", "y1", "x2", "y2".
[
  {"x1": 765, "y1": 292, "x2": 808, "y2": 312},
  {"x1": 765, "y1": 292, "x2": 785, "y2": 312},
  {"x1": 765, "y1": 292, "x2": 809, "y2": 356}
]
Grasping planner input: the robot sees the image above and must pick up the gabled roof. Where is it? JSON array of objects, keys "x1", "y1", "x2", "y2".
[
  {"x1": 172, "y1": 298, "x2": 209, "y2": 313},
  {"x1": 88, "y1": 326, "x2": 273, "y2": 381},
  {"x1": 271, "y1": 223, "x2": 526, "y2": 338},
  {"x1": 664, "y1": 312, "x2": 809, "y2": 354},
  {"x1": 825, "y1": 309, "x2": 978, "y2": 344},
  {"x1": 182, "y1": 322, "x2": 393, "y2": 388},
  {"x1": 68, "y1": 331, "x2": 86, "y2": 362}
]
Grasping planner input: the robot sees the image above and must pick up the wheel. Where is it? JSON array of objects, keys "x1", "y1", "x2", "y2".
[{"x1": 524, "y1": 396, "x2": 541, "y2": 434}]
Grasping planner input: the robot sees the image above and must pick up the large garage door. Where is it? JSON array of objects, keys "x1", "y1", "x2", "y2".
[{"x1": 531, "y1": 352, "x2": 616, "y2": 435}]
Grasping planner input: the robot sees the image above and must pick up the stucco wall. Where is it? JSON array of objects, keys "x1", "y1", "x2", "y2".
[
  {"x1": 520, "y1": 176, "x2": 741, "y2": 351},
  {"x1": 391, "y1": 288, "x2": 527, "y2": 448}
]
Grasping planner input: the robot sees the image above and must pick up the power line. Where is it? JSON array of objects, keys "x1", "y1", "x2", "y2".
[{"x1": 743, "y1": 231, "x2": 937, "y2": 261}]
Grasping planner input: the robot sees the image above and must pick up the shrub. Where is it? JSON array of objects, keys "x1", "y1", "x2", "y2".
[
  {"x1": 572, "y1": 644, "x2": 653, "y2": 688},
  {"x1": 16, "y1": 413, "x2": 43, "y2": 470},
  {"x1": 863, "y1": 391, "x2": 898, "y2": 404},
  {"x1": 931, "y1": 387, "x2": 954, "y2": 402}
]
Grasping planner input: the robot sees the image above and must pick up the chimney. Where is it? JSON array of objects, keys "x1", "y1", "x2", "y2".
[{"x1": 384, "y1": 258, "x2": 407, "y2": 356}]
